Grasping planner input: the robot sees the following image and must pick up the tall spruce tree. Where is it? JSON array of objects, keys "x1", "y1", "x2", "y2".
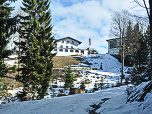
[
  {"x1": 125, "y1": 22, "x2": 140, "y2": 56},
  {"x1": 0, "y1": 0, "x2": 18, "y2": 94},
  {"x1": 134, "y1": 34, "x2": 149, "y2": 69},
  {"x1": 124, "y1": 20, "x2": 134, "y2": 55},
  {"x1": 17, "y1": 0, "x2": 56, "y2": 100}
]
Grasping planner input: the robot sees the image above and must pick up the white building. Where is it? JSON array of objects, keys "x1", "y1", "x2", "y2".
[
  {"x1": 52, "y1": 37, "x2": 89, "y2": 56},
  {"x1": 106, "y1": 38, "x2": 121, "y2": 55}
]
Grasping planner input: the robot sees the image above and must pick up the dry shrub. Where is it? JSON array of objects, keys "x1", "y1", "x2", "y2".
[{"x1": 52, "y1": 56, "x2": 80, "y2": 68}]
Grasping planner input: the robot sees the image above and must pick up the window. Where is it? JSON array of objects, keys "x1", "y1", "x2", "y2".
[
  {"x1": 72, "y1": 41, "x2": 74, "y2": 44},
  {"x1": 66, "y1": 46, "x2": 68, "y2": 48},
  {"x1": 60, "y1": 45, "x2": 63, "y2": 48},
  {"x1": 81, "y1": 50, "x2": 84, "y2": 54},
  {"x1": 71, "y1": 46, "x2": 73, "y2": 49},
  {"x1": 110, "y1": 40, "x2": 117, "y2": 49},
  {"x1": 65, "y1": 49, "x2": 68, "y2": 52},
  {"x1": 54, "y1": 49, "x2": 57, "y2": 51},
  {"x1": 75, "y1": 50, "x2": 79, "y2": 53},
  {"x1": 59, "y1": 49, "x2": 63, "y2": 52},
  {"x1": 70, "y1": 50, "x2": 73, "y2": 52},
  {"x1": 67, "y1": 41, "x2": 69, "y2": 44}
]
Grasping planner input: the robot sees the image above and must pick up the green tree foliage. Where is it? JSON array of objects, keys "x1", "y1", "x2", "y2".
[
  {"x1": 134, "y1": 34, "x2": 149, "y2": 69},
  {"x1": 125, "y1": 21, "x2": 149, "y2": 69},
  {"x1": 0, "y1": 0, "x2": 17, "y2": 77},
  {"x1": 12, "y1": 65, "x2": 17, "y2": 73},
  {"x1": 124, "y1": 21, "x2": 140, "y2": 56},
  {"x1": 16, "y1": 0, "x2": 56, "y2": 100},
  {"x1": 0, "y1": 0, "x2": 18, "y2": 96},
  {"x1": 65, "y1": 67, "x2": 74, "y2": 88}
]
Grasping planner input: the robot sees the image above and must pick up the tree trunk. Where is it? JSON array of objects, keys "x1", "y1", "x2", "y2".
[
  {"x1": 149, "y1": 1, "x2": 152, "y2": 70},
  {"x1": 121, "y1": 45, "x2": 124, "y2": 85}
]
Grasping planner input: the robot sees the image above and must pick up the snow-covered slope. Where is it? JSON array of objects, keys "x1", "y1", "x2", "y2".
[
  {"x1": 0, "y1": 86, "x2": 127, "y2": 114},
  {"x1": 2, "y1": 54, "x2": 151, "y2": 114},
  {"x1": 81, "y1": 54, "x2": 127, "y2": 72},
  {"x1": 1, "y1": 81, "x2": 152, "y2": 114},
  {"x1": 99, "y1": 81, "x2": 152, "y2": 114}
]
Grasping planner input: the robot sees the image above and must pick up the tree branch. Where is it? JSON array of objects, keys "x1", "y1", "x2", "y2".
[{"x1": 143, "y1": 0, "x2": 150, "y2": 18}]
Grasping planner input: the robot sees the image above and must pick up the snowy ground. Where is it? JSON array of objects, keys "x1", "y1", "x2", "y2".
[
  {"x1": 3, "y1": 54, "x2": 151, "y2": 114},
  {"x1": 0, "y1": 86, "x2": 127, "y2": 114},
  {"x1": 1, "y1": 82, "x2": 152, "y2": 114},
  {"x1": 2, "y1": 54, "x2": 131, "y2": 99}
]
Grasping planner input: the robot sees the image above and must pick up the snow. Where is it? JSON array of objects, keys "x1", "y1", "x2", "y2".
[
  {"x1": 1, "y1": 54, "x2": 151, "y2": 114},
  {"x1": 1, "y1": 83, "x2": 152, "y2": 114},
  {"x1": 0, "y1": 86, "x2": 127, "y2": 114},
  {"x1": 99, "y1": 81, "x2": 152, "y2": 114},
  {"x1": 8, "y1": 55, "x2": 18, "y2": 59}
]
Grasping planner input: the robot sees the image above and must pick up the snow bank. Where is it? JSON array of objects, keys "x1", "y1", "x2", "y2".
[{"x1": 99, "y1": 81, "x2": 152, "y2": 114}]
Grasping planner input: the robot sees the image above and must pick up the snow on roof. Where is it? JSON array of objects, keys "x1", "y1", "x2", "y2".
[{"x1": 106, "y1": 38, "x2": 121, "y2": 41}]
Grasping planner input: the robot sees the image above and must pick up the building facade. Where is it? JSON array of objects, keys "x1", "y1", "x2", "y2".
[
  {"x1": 106, "y1": 38, "x2": 121, "y2": 55},
  {"x1": 52, "y1": 37, "x2": 88, "y2": 56}
]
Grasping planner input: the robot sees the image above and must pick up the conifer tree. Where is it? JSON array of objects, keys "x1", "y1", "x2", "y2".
[
  {"x1": 124, "y1": 20, "x2": 133, "y2": 55},
  {"x1": 16, "y1": 0, "x2": 56, "y2": 100},
  {"x1": 134, "y1": 34, "x2": 149, "y2": 69},
  {"x1": 65, "y1": 67, "x2": 74, "y2": 88},
  {"x1": 125, "y1": 22, "x2": 140, "y2": 56},
  {"x1": 129, "y1": 23, "x2": 149, "y2": 69},
  {"x1": 0, "y1": 0, "x2": 18, "y2": 93}
]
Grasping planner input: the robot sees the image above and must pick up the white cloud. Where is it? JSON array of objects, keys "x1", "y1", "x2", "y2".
[
  {"x1": 51, "y1": 0, "x2": 114, "y2": 53},
  {"x1": 10, "y1": 0, "x2": 148, "y2": 54},
  {"x1": 50, "y1": 0, "x2": 148, "y2": 54}
]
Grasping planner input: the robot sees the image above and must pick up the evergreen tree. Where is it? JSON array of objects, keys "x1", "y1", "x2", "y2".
[
  {"x1": 16, "y1": 0, "x2": 56, "y2": 100},
  {"x1": 124, "y1": 20, "x2": 133, "y2": 55},
  {"x1": 0, "y1": 0, "x2": 18, "y2": 94},
  {"x1": 0, "y1": 0, "x2": 18, "y2": 77},
  {"x1": 65, "y1": 67, "x2": 74, "y2": 88},
  {"x1": 134, "y1": 34, "x2": 149, "y2": 69},
  {"x1": 125, "y1": 22, "x2": 140, "y2": 56}
]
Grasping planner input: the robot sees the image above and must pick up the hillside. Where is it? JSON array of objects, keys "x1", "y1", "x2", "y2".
[
  {"x1": 0, "y1": 81, "x2": 152, "y2": 114},
  {"x1": 2, "y1": 54, "x2": 128, "y2": 102},
  {"x1": 1, "y1": 54, "x2": 152, "y2": 114}
]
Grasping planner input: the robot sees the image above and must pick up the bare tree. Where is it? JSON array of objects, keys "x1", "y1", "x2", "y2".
[{"x1": 110, "y1": 10, "x2": 131, "y2": 85}]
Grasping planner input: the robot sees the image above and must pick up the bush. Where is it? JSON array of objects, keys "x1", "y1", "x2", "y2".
[
  {"x1": 93, "y1": 83, "x2": 98, "y2": 92},
  {"x1": 125, "y1": 77, "x2": 129, "y2": 85},
  {"x1": 12, "y1": 65, "x2": 17, "y2": 73},
  {"x1": 132, "y1": 75, "x2": 145, "y2": 85},
  {"x1": 99, "y1": 83, "x2": 104, "y2": 89},
  {"x1": 116, "y1": 77, "x2": 121, "y2": 87},
  {"x1": 80, "y1": 81, "x2": 85, "y2": 90},
  {"x1": 65, "y1": 67, "x2": 74, "y2": 88},
  {"x1": 77, "y1": 72, "x2": 81, "y2": 78}
]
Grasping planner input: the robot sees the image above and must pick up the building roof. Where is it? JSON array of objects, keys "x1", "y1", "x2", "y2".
[
  {"x1": 54, "y1": 37, "x2": 82, "y2": 44},
  {"x1": 106, "y1": 38, "x2": 121, "y2": 41}
]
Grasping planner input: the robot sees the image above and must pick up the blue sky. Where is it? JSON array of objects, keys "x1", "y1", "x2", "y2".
[{"x1": 9, "y1": 0, "x2": 148, "y2": 54}]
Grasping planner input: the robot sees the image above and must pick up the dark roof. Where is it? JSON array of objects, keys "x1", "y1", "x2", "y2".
[{"x1": 54, "y1": 37, "x2": 82, "y2": 44}]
